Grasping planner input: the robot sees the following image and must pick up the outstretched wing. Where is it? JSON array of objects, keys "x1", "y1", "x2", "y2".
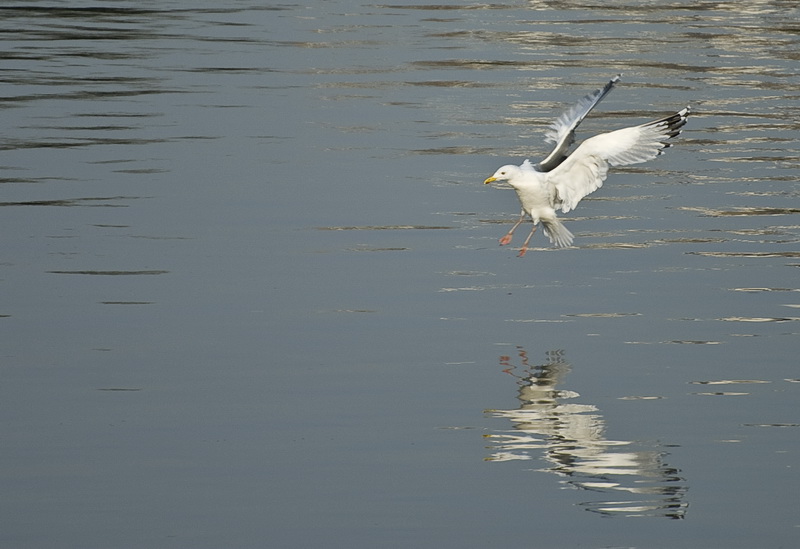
[
  {"x1": 536, "y1": 74, "x2": 622, "y2": 172},
  {"x1": 547, "y1": 107, "x2": 691, "y2": 213}
]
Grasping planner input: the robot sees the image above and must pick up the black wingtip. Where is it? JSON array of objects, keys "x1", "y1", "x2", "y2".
[
  {"x1": 604, "y1": 74, "x2": 622, "y2": 94},
  {"x1": 648, "y1": 106, "x2": 690, "y2": 134},
  {"x1": 650, "y1": 106, "x2": 691, "y2": 152}
]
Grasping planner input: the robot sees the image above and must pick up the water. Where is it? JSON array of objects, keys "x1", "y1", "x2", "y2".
[{"x1": 1, "y1": 2, "x2": 798, "y2": 547}]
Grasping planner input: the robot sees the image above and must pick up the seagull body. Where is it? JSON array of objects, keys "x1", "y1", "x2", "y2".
[{"x1": 484, "y1": 75, "x2": 690, "y2": 256}]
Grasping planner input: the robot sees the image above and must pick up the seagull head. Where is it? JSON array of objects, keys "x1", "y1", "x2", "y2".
[{"x1": 484, "y1": 165, "x2": 522, "y2": 185}]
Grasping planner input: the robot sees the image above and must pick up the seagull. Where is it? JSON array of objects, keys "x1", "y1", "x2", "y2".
[{"x1": 484, "y1": 75, "x2": 690, "y2": 256}]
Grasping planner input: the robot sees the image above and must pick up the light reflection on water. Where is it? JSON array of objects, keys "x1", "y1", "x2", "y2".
[
  {"x1": 2, "y1": 1, "x2": 800, "y2": 547},
  {"x1": 485, "y1": 347, "x2": 688, "y2": 519}
]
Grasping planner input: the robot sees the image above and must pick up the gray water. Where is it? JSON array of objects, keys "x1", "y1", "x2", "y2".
[{"x1": 2, "y1": 2, "x2": 799, "y2": 547}]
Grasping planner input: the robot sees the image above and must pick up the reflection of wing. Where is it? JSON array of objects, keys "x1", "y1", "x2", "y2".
[
  {"x1": 537, "y1": 74, "x2": 621, "y2": 172},
  {"x1": 548, "y1": 107, "x2": 691, "y2": 213}
]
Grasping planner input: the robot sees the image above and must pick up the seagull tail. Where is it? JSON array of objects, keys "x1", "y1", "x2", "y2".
[{"x1": 542, "y1": 219, "x2": 574, "y2": 248}]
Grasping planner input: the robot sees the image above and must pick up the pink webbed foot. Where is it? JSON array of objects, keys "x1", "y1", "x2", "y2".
[
  {"x1": 499, "y1": 234, "x2": 513, "y2": 246},
  {"x1": 516, "y1": 247, "x2": 528, "y2": 258}
]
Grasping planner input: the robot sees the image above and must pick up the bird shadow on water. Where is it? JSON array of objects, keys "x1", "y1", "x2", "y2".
[{"x1": 484, "y1": 346, "x2": 688, "y2": 519}]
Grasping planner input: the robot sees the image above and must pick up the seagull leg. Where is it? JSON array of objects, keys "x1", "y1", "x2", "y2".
[
  {"x1": 499, "y1": 211, "x2": 525, "y2": 246},
  {"x1": 517, "y1": 224, "x2": 538, "y2": 257}
]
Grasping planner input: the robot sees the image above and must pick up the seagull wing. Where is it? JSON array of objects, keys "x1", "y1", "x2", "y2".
[
  {"x1": 547, "y1": 107, "x2": 691, "y2": 213},
  {"x1": 536, "y1": 74, "x2": 621, "y2": 172}
]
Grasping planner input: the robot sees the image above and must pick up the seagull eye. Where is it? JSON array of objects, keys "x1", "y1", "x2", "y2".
[{"x1": 500, "y1": 171, "x2": 506, "y2": 175}]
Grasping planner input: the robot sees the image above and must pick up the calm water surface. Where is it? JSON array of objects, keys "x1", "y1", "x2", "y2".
[{"x1": 2, "y1": 1, "x2": 799, "y2": 547}]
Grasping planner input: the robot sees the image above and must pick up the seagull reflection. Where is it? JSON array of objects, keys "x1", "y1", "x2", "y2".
[{"x1": 485, "y1": 347, "x2": 688, "y2": 519}]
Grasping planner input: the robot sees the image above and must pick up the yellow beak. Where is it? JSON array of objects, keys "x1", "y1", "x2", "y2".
[{"x1": 484, "y1": 176, "x2": 497, "y2": 185}]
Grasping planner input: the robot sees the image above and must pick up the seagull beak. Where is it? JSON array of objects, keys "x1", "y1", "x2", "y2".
[{"x1": 484, "y1": 176, "x2": 496, "y2": 185}]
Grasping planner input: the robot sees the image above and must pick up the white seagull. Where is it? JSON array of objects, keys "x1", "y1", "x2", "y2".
[{"x1": 484, "y1": 75, "x2": 690, "y2": 256}]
